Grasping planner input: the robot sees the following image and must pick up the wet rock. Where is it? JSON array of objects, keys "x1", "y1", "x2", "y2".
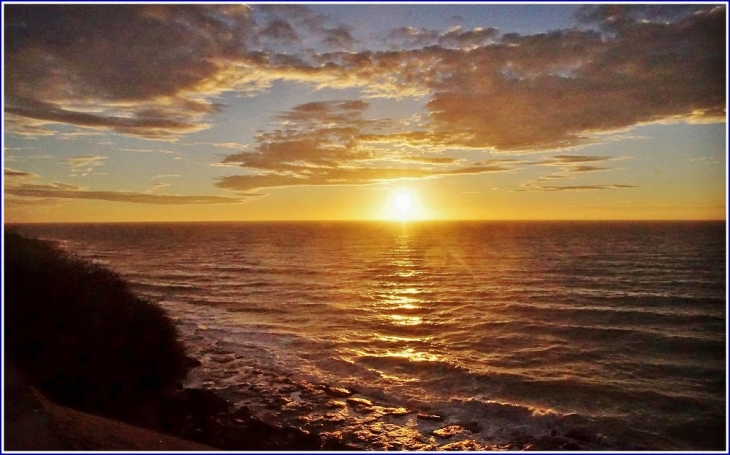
[
  {"x1": 433, "y1": 425, "x2": 466, "y2": 439},
  {"x1": 440, "y1": 439, "x2": 486, "y2": 450},
  {"x1": 383, "y1": 407, "x2": 411, "y2": 417},
  {"x1": 323, "y1": 413, "x2": 346, "y2": 424},
  {"x1": 417, "y1": 413, "x2": 443, "y2": 421},
  {"x1": 560, "y1": 442, "x2": 583, "y2": 450},
  {"x1": 321, "y1": 431, "x2": 354, "y2": 450},
  {"x1": 323, "y1": 385, "x2": 355, "y2": 397},
  {"x1": 325, "y1": 400, "x2": 347, "y2": 409},
  {"x1": 347, "y1": 397, "x2": 375, "y2": 413}
]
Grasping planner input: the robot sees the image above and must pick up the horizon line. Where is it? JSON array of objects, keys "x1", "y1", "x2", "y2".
[{"x1": 4, "y1": 218, "x2": 727, "y2": 225}]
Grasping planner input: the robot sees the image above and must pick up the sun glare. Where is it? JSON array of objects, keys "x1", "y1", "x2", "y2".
[
  {"x1": 385, "y1": 189, "x2": 425, "y2": 221},
  {"x1": 395, "y1": 193, "x2": 413, "y2": 212}
]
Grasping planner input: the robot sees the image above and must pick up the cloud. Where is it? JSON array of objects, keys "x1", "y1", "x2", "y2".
[
  {"x1": 438, "y1": 26, "x2": 498, "y2": 49},
  {"x1": 539, "y1": 155, "x2": 610, "y2": 164},
  {"x1": 569, "y1": 165, "x2": 610, "y2": 173},
  {"x1": 359, "y1": 5, "x2": 723, "y2": 151},
  {"x1": 5, "y1": 168, "x2": 245, "y2": 205},
  {"x1": 10, "y1": 188, "x2": 245, "y2": 204},
  {"x1": 5, "y1": 3, "x2": 724, "y2": 153},
  {"x1": 4, "y1": 168, "x2": 38, "y2": 179},
  {"x1": 518, "y1": 154, "x2": 622, "y2": 189},
  {"x1": 422, "y1": 5, "x2": 724, "y2": 152},
  {"x1": 216, "y1": 100, "x2": 515, "y2": 192},
  {"x1": 537, "y1": 184, "x2": 639, "y2": 191},
  {"x1": 259, "y1": 19, "x2": 300, "y2": 43},
  {"x1": 216, "y1": 164, "x2": 510, "y2": 193},
  {"x1": 145, "y1": 183, "x2": 170, "y2": 193},
  {"x1": 213, "y1": 142, "x2": 248, "y2": 150},
  {"x1": 5, "y1": 4, "x2": 254, "y2": 139},
  {"x1": 65, "y1": 155, "x2": 107, "y2": 177},
  {"x1": 321, "y1": 26, "x2": 356, "y2": 49},
  {"x1": 397, "y1": 156, "x2": 460, "y2": 164},
  {"x1": 4, "y1": 196, "x2": 68, "y2": 208},
  {"x1": 574, "y1": 4, "x2": 705, "y2": 31},
  {"x1": 6, "y1": 182, "x2": 247, "y2": 204},
  {"x1": 534, "y1": 154, "x2": 613, "y2": 173},
  {"x1": 385, "y1": 27, "x2": 439, "y2": 48},
  {"x1": 303, "y1": 5, "x2": 722, "y2": 151}
]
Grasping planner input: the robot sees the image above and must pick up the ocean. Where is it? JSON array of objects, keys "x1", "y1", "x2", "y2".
[{"x1": 10, "y1": 221, "x2": 727, "y2": 450}]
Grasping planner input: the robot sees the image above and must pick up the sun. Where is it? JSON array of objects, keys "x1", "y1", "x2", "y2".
[
  {"x1": 385, "y1": 189, "x2": 424, "y2": 221},
  {"x1": 395, "y1": 192, "x2": 413, "y2": 213}
]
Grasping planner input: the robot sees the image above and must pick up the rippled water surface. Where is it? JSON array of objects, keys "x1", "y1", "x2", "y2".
[{"x1": 14, "y1": 221, "x2": 727, "y2": 450}]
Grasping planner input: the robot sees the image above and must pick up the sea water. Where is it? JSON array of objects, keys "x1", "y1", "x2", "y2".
[{"x1": 11, "y1": 221, "x2": 727, "y2": 450}]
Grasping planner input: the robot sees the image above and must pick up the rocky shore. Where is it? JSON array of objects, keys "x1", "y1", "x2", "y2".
[
  {"x1": 147, "y1": 354, "x2": 618, "y2": 451},
  {"x1": 5, "y1": 357, "x2": 651, "y2": 452}
]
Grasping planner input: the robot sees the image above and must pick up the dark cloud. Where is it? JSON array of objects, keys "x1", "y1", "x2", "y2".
[
  {"x1": 575, "y1": 4, "x2": 706, "y2": 31},
  {"x1": 420, "y1": 5, "x2": 725, "y2": 151},
  {"x1": 5, "y1": 3, "x2": 725, "y2": 154},
  {"x1": 4, "y1": 4, "x2": 254, "y2": 139},
  {"x1": 256, "y1": 4, "x2": 312, "y2": 17},
  {"x1": 254, "y1": 4, "x2": 330, "y2": 40},
  {"x1": 321, "y1": 26, "x2": 356, "y2": 50},
  {"x1": 260, "y1": 19, "x2": 300, "y2": 43},
  {"x1": 271, "y1": 53, "x2": 310, "y2": 68}
]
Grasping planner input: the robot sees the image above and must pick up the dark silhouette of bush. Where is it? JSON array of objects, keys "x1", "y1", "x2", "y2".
[{"x1": 4, "y1": 230, "x2": 190, "y2": 419}]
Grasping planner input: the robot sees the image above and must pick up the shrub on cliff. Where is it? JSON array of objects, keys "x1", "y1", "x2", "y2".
[{"x1": 4, "y1": 230, "x2": 190, "y2": 417}]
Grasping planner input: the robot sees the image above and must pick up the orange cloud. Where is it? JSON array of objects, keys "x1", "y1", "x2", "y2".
[
  {"x1": 5, "y1": 170, "x2": 250, "y2": 205},
  {"x1": 217, "y1": 100, "x2": 516, "y2": 192},
  {"x1": 6, "y1": 184, "x2": 247, "y2": 205}
]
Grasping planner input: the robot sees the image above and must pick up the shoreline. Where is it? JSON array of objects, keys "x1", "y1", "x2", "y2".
[{"x1": 5, "y1": 360, "x2": 617, "y2": 451}]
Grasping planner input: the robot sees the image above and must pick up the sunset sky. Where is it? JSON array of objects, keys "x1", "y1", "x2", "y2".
[{"x1": 3, "y1": 3, "x2": 727, "y2": 223}]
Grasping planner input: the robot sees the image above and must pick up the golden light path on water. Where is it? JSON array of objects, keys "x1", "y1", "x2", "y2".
[{"x1": 355, "y1": 225, "x2": 447, "y2": 378}]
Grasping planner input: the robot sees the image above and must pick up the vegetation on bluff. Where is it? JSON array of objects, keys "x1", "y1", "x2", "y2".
[{"x1": 4, "y1": 230, "x2": 190, "y2": 419}]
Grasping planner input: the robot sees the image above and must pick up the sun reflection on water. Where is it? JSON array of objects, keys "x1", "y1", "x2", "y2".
[
  {"x1": 388, "y1": 314, "x2": 423, "y2": 326},
  {"x1": 362, "y1": 226, "x2": 447, "y2": 375}
]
